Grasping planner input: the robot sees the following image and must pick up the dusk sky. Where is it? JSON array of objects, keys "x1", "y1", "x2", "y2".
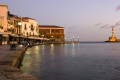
[{"x1": 1, "y1": 0, "x2": 120, "y2": 41}]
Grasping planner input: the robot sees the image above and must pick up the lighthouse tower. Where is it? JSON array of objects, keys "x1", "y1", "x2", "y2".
[
  {"x1": 109, "y1": 27, "x2": 116, "y2": 42},
  {"x1": 112, "y1": 27, "x2": 114, "y2": 37}
]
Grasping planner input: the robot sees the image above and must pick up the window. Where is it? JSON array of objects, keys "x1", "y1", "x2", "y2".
[
  {"x1": 30, "y1": 32, "x2": 31, "y2": 36},
  {"x1": 17, "y1": 28, "x2": 18, "y2": 34},
  {"x1": 52, "y1": 30, "x2": 54, "y2": 33},
  {"x1": 46, "y1": 35, "x2": 48, "y2": 38},
  {"x1": 47, "y1": 30, "x2": 49, "y2": 33},
  {"x1": 57, "y1": 36, "x2": 59, "y2": 39},
  {"x1": 36, "y1": 27, "x2": 38, "y2": 31},
  {"x1": 24, "y1": 24, "x2": 27, "y2": 30},
  {"x1": 10, "y1": 22, "x2": 13, "y2": 25},
  {"x1": 31, "y1": 25, "x2": 34, "y2": 30},
  {"x1": 39, "y1": 30, "x2": 42, "y2": 34},
  {"x1": 14, "y1": 20, "x2": 15, "y2": 24},
  {"x1": 56, "y1": 30, "x2": 58, "y2": 33},
  {"x1": 60, "y1": 30, "x2": 62, "y2": 33},
  {"x1": 43, "y1": 30, "x2": 46, "y2": 34}
]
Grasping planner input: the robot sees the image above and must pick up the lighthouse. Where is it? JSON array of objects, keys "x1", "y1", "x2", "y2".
[
  {"x1": 112, "y1": 27, "x2": 115, "y2": 37},
  {"x1": 109, "y1": 27, "x2": 116, "y2": 42}
]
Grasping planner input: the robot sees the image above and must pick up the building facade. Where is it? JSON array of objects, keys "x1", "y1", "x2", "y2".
[
  {"x1": 22, "y1": 17, "x2": 38, "y2": 37},
  {"x1": 0, "y1": 4, "x2": 8, "y2": 32},
  {"x1": 7, "y1": 13, "x2": 21, "y2": 34},
  {"x1": 0, "y1": 4, "x2": 65, "y2": 44},
  {"x1": 39, "y1": 25, "x2": 65, "y2": 42}
]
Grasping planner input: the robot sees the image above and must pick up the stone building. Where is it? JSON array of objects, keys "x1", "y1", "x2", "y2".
[
  {"x1": 39, "y1": 25, "x2": 65, "y2": 42},
  {"x1": 0, "y1": 4, "x2": 8, "y2": 32},
  {"x1": 0, "y1": 4, "x2": 9, "y2": 45},
  {"x1": 7, "y1": 13, "x2": 21, "y2": 34},
  {"x1": 22, "y1": 17, "x2": 39, "y2": 37}
]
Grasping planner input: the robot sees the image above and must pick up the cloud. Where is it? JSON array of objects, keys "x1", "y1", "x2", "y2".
[
  {"x1": 100, "y1": 24, "x2": 110, "y2": 28},
  {"x1": 100, "y1": 21, "x2": 120, "y2": 29},
  {"x1": 67, "y1": 26, "x2": 78, "y2": 29},
  {"x1": 115, "y1": 21, "x2": 120, "y2": 27},
  {"x1": 116, "y1": 5, "x2": 120, "y2": 11},
  {"x1": 94, "y1": 23, "x2": 102, "y2": 27}
]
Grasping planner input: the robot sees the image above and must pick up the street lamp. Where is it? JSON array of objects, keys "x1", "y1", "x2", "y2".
[
  {"x1": 65, "y1": 38, "x2": 67, "y2": 42},
  {"x1": 73, "y1": 36, "x2": 74, "y2": 42},
  {"x1": 78, "y1": 37, "x2": 79, "y2": 42},
  {"x1": 18, "y1": 22, "x2": 21, "y2": 44}
]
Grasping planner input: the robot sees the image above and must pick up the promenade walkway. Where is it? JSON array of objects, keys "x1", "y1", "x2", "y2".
[
  {"x1": 0, "y1": 45, "x2": 22, "y2": 80},
  {"x1": 0, "y1": 45, "x2": 21, "y2": 58},
  {"x1": 0, "y1": 45, "x2": 38, "y2": 80}
]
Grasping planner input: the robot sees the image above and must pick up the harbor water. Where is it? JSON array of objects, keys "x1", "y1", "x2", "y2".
[{"x1": 20, "y1": 42, "x2": 120, "y2": 80}]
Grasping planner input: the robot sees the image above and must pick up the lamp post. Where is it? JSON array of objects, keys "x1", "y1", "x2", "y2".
[
  {"x1": 78, "y1": 37, "x2": 79, "y2": 42},
  {"x1": 65, "y1": 38, "x2": 67, "y2": 42},
  {"x1": 73, "y1": 36, "x2": 74, "y2": 42},
  {"x1": 18, "y1": 22, "x2": 21, "y2": 44}
]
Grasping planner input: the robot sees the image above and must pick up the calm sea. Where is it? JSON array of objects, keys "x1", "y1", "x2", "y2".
[{"x1": 20, "y1": 42, "x2": 120, "y2": 80}]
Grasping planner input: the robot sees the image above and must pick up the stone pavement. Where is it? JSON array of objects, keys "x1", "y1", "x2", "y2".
[
  {"x1": 0, "y1": 45, "x2": 38, "y2": 80},
  {"x1": 0, "y1": 45, "x2": 22, "y2": 58},
  {"x1": 0, "y1": 45, "x2": 22, "y2": 80}
]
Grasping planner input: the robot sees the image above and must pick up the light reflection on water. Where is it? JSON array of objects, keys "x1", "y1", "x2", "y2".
[{"x1": 20, "y1": 43, "x2": 120, "y2": 80}]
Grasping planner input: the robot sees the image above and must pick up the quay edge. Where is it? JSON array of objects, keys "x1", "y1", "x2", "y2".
[{"x1": 0, "y1": 46, "x2": 39, "y2": 80}]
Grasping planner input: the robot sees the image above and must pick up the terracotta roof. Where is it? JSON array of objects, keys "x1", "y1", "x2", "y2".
[
  {"x1": 0, "y1": 4, "x2": 8, "y2": 8},
  {"x1": 22, "y1": 19, "x2": 28, "y2": 22},
  {"x1": 39, "y1": 25, "x2": 64, "y2": 28},
  {"x1": 22, "y1": 17, "x2": 35, "y2": 20}
]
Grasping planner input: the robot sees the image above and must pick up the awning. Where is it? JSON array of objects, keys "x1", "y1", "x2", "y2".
[
  {"x1": 2, "y1": 34, "x2": 9, "y2": 37},
  {"x1": 9, "y1": 34, "x2": 19, "y2": 37},
  {"x1": 0, "y1": 32, "x2": 10, "y2": 37}
]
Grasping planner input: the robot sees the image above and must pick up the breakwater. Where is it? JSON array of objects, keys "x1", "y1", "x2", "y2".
[{"x1": 0, "y1": 46, "x2": 38, "y2": 80}]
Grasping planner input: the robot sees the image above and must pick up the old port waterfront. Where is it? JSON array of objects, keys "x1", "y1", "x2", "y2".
[{"x1": 20, "y1": 42, "x2": 120, "y2": 80}]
